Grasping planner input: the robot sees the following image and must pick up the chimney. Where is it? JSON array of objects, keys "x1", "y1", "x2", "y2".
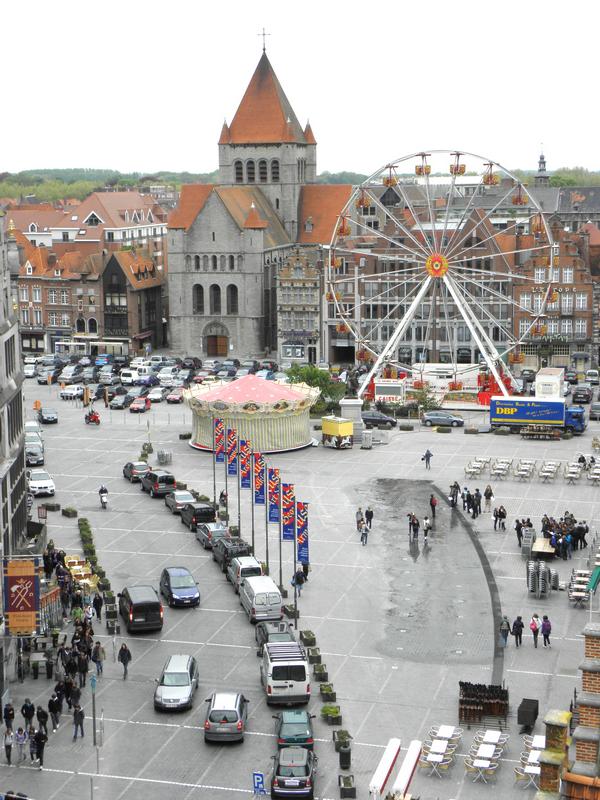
[{"x1": 48, "y1": 252, "x2": 57, "y2": 267}]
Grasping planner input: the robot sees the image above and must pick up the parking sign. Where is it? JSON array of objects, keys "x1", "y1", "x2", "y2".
[{"x1": 252, "y1": 771, "x2": 266, "y2": 795}]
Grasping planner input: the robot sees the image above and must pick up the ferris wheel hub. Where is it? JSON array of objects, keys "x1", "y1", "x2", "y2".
[{"x1": 425, "y1": 253, "x2": 449, "y2": 278}]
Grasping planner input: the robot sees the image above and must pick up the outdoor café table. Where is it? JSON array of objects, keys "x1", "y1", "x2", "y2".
[
  {"x1": 477, "y1": 744, "x2": 497, "y2": 759},
  {"x1": 524, "y1": 765, "x2": 541, "y2": 788},
  {"x1": 528, "y1": 750, "x2": 541, "y2": 764},
  {"x1": 471, "y1": 759, "x2": 491, "y2": 782},
  {"x1": 436, "y1": 725, "x2": 456, "y2": 739},
  {"x1": 482, "y1": 730, "x2": 502, "y2": 744},
  {"x1": 426, "y1": 752, "x2": 445, "y2": 777},
  {"x1": 531, "y1": 735, "x2": 545, "y2": 749},
  {"x1": 430, "y1": 739, "x2": 448, "y2": 754}
]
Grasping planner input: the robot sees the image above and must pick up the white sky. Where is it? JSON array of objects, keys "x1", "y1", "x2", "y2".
[{"x1": 4, "y1": 0, "x2": 599, "y2": 176}]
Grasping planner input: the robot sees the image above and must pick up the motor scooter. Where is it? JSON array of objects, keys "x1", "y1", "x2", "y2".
[{"x1": 100, "y1": 492, "x2": 108, "y2": 510}]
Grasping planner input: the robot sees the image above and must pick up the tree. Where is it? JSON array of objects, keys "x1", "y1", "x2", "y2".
[
  {"x1": 286, "y1": 365, "x2": 344, "y2": 401},
  {"x1": 410, "y1": 385, "x2": 439, "y2": 411}
]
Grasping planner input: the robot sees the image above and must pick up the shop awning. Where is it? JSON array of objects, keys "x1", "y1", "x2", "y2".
[
  {"x1": 587, "y1": 567, "x2": 600, "y2": 593},
  {"x1": 134, "y1": 331, "x2": 152, "y2": 340}
]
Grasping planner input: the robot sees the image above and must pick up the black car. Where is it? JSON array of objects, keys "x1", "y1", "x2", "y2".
[
  {"x1": 271, "y1": 747, "x2": 317, "y2": 799},
  {"x1": 361, "y1": 410, "x2": 397, "y2": 429},
  {"x1": 113, "y1": 356, "x2": 130, "y2": 371},
  {"x1": 92, "y1": 383, "x2": 127, "y2": 402},
  {"x1": 37, "y1": 367, "x2": 61, "y2": 384},
  {"x1": 110, "y1": 394, "x2": 134, "y2": 410},
  {"x1": 181, "y1": 356, "x2": 202, "y2": 370},
  {"x1": 240, "y1": 360, "x2": 259, "y2": 373},
  {"x1": 181, "y1": 502, "x2": 217, "y2": 532},
  {"x1": 520, "y1": 368, "x2": 536, "y2": 383},
  {"x1": 37, "y1": 407, "x2": 58, "y2": 424},
  {"x1": 255, "y1": 621, "x2": 295, "y2": 656},
  {"x1": 140, "y1": 470, "x2": 176, "y2": 497},
  {"x1": 159, "y1": 566, "x2": 200, "y2": 607},
  {"x1": 26, "y1": 444, "x2": 45, "y2": 467},
  {"x1": 126, "y1": 386, "x2": 150, "y2": 399},
  {"x1": 212, "y1": 537, "x2": 252, "y2": 573},
  {"x1": 573, "y1": 383, "x2": 593, "y2": 404},
  {"x1": 81, "y1": 366, "x2": 101, "y2": 383}
]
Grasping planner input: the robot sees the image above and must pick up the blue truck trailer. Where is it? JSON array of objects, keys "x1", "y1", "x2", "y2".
[{"x1": 489, "y1": 397, "x2": 586, "y2": 434}]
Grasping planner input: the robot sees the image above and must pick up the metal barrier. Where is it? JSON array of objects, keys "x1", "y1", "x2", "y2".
[{"x1": 369, "y1": 737, "x2": 402, "y2": 800}]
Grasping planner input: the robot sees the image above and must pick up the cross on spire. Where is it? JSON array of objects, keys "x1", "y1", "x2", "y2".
[{"x1": 258, "y1": 27, "x2": 270, "y2": 53}]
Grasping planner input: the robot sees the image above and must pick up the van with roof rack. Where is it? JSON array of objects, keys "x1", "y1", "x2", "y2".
[{"x1": 260, "y1": 641, "x2": 310, "y2": 705}]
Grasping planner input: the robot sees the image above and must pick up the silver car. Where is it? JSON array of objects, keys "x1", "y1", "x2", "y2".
[
  {"x1": 203, "y1": 691, "x2": 248, "y2": 742},
  {"x1": 154, "y1": 654, "x2": 199, "y2": 711}
]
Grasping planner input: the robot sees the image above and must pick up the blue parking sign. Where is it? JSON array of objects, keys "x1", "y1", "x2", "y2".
[{"x1": 252, "y1": 771, "x2": 266, "y2": 795}]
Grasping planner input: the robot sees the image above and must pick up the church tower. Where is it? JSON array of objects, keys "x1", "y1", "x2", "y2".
[
  {"x1": 534, "y1": 151, "x2": 549, "y2": 187},
  {"x1": 218, "y1": 50, "x2": 316, "y2": 239}
]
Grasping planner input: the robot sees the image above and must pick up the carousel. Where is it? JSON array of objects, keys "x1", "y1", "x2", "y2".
[{"x1": 185, "y1": 374, "x2": 320, "y2": 453}]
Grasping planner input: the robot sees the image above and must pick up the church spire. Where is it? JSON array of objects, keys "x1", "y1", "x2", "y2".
[{"x1": 535, "y1": 148, "x2": 549, "y2": 187}]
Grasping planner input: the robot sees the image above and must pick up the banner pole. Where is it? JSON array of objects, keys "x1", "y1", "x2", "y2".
[
  {"x1": 264, "y1": 461, "x2": 269, "y2": 575},
  {"x1": 293, "y1": 507, "x2": 298, "y2": 630},
  {"x1": 237, "y1": 435, "x2": 241, "y2": 535},
  {"x1": 251, "y1": 455, "x2": 255, "y2": 556},
  {"x1": 278, "y1": 482, "x2": 283, "y2": 594},
  {"x1": 224, "y1": 425, "x2": 228, "y2": 524},
  {"x1": 212, "y1": 417, "x2": 216, "y2": 510}
]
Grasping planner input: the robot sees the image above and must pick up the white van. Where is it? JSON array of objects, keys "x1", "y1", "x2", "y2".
[
  {"x1": 585, "y1": 369, "x2": 599, "y2": 386},
  {"x1": 227, "y1": 556, "x2": 263, "y2": 593},
  {"x1": 260, "y1": 642, "x2": 310, "y2": 705},
  {"x1": 158, "y1": 366, "x2": 179, "y2": 387},
  {"x1": 239, "y1": 575, "x2": 282, "y2": 622},
  {"x1": 120, "y1": 369, "x2": 138, "y2": 386},
  {"x1": 134, "y1": 366, "x2": 154, "y2": 384}
]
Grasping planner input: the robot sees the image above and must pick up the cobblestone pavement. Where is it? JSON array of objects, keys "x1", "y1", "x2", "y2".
[{"x1": 5, "y1": 383, "x2": 598, "y2": 799}]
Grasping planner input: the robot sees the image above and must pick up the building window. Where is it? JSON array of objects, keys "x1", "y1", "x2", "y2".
[
  {"x1": 226, "y1": 284, "x2": 238, "y2": 315},
  {"x1": 519, "y1": 319, "x2": 529, "y2": 337},
  {"x1": 88, "y1": 318, "x2": 97, "y2": 334},
  {"x1": 534, "y1": 268, "x2": 546, "y2": 283},
  {"x1": 212, "y1": 255, "x2": 218, "y2": 270},
  {"x1": 32, "y1": 287, "x2": 41, "y2": 302},
  {"x1": 62, "y1": 232, "x2": 69, "y2": 242},
  {"x1": 271, "y1": 160, "x2": 280, "y2": 182},
  {"x1": 194, "y1": 255, "x2": 200, "y2": 270},
  {"x1": 275, "y1": 198, "x2": 280, "y2": 210},
  {"x1": 562, "y1": 267, "x2": 574, "y2": 283},
  {"x1": 561, "y1": 294, "x2": 574, "y2": 313},
  {"x1": 48, "y1": 312, "x2": 59, "y2": 326},
  {"x1": 220, "y1": 255, "x2": 226, "y2": 270},
  {"x1": 203, "y1": 255, "x2": 209, "y2": 270},
  {"x1": 48, "y1": 289, "x2": 57, "y2": 304},
  {"x1": 234, "y1": 161, "x2": 243, "y2": 183},
  {"x1": 575, "y1": 319, "x2": 587, "y2": 337},
  {"x1": 209, "y1": 284, "x2": 221, "y2": 315},
  {"x1": 229, "y1": 255, "x2": 235, "y2": 271},
  {"x1": 547, "y1": 319, "x2": 559, "y2": 335},
  {"x1": 60, "y1": 289, "x2": 69, "y2": 304},
  {"x1": 193, "y1": 284, "x2": 204, "y2": 314},
  {"x1": 106, "y1": 231, "x2": 114, "y2": 242},
  {"x1": 76, "y1": 318, "x2": 86, "y2": 333},
  {"x1": 61, "y1": 313, "x2": 70, "y2": 327},
  {"x1": 259, "y1": 160, "x2": 268, "y2": 183},
  {"x1": 575, "y1": 292, "x2": 587, "y2": 310},
  {"x1": 561, "y1": 318, "x2": 573, "y2": 336},
  {"x1": 21, "y1": 309, "x2": 29, "y2": 324},
  {"x1": 34, "y1": 309, "x2": 42, "y2": 325},
  {"x1": 532, "y1": 295, "x2": 543, "y2": 313},
  {"x1": 520, "y1": 293, "x2": 532, "y2": 310},
  {"x1": 246, "y1": 160, "x2": 255, "y2": 183},
  {"x1": 19, "y1": 287, "x2": 28, "y2": 301},
  {"x1": 237, "y1": 255, "x2": 243, "y2": 269},
  {"x1": 185, "y1": 255, "x2": 191, "y2": 270}
]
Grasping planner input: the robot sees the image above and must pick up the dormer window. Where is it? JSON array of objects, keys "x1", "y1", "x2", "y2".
[
  {"x1": 304, "y1": 217, "x2": 313, "y2": 233},
  {"x1": 86, "y1": 213, "x2": 101, "y2": 227},
  {"x1": 26, "y1": 265, "x2": 33, "y2": 275},
  {"x1": 54, "y1": 269, "x2": 61, "y2": 277},
  {"x1": 29, "y1": 223, "x2": 38, "y2": 233}
]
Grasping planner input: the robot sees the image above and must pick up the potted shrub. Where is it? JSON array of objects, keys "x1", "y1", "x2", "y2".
[
  {"x1": 284, "y1": 604, "x2": 299, "y2": 620},
  {"x1": 321, "y1": 704, "x2": 342, "y2": 725},
  {"x1": 338, "y1": 774, "x2": 356, "y2": 798},
  {"x1": 179, "y1": 432, "x2": 192, "y2": 440},
  {"x1": 139, "y1": 452, "x2": 148, "y2": 462},
  {"x1": 313, "y1": 663, "x2": 328, "y2": 682},
  {"x1": 61, "y1": 507, "x2": 78, "y2": 518},
  {"x1": 307, "y1": 647, "x2": 321, "y2": 664},
  {"x1": 333, "y1": 729, "x2": 353, "y2": 752},
  {"x1": 44, "y1": 502, "x2": 61, "y2": 512},
  {"x1": 98, "y1": 578, "x2": 111, "y2": 592},
  {"x1": 175, "y1": 481, "x2": 188, "y2": 490},
  {"x1": 437, "y1": 427, "x2": 451, "y2": 433},
  {"x1": 229, "y1": 525, "x2": 239, "y2": 537},
  {"x1": 142, "y1": 442, "x2": 153, "y2": 454},
  {"x1": 261, "y1": 562, "x2": 269, "y2": 576},
  {"x1": 320, "y1": 683, "x2": 336, "y2": 702},
  {"x1": 300, "y1": 630, "x2": 316, "y2": 647},
  {"x1": 198, "y1": 495, "x2": 210, "y2": 502}
]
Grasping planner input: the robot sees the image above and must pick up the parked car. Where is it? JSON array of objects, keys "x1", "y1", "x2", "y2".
[
  {"x1": 270, "y1": 747, "x2": 317, "y2": 798},
  {"x1": 255, "y1": 369, "x2": 275, "y2": 380},
  {"x1": 202, "y1": 359, "x2": 222, "y2": 373},
  {"x1": 573, "y1": 383, "x2": 593, "y2": 404},
  {"x1": 520, "y1": 368, "x2": 536, "y2": 382},
  {"x1": 164, "y1": 490, "x2": 195, "y2": 514},
  {"x1": 27, "y1": 469, "x2": 55, "y2": 497},
  {"x1": 181, "y1": 356, "x2": 202, "y2": 370},
  {"x1": 260, "y1": 360, "x2": 278, "y2": 372},
  {"x1": 203, "y1": 692, "x2": 248, "y2": 743},
  {"x1": 193, "y1": 371, "x2": 212, "y2": 384},
  {"x1": 25, "y1": 432, "x2": 44, "y2": 451},
  {"x1": 37, "y1": 367, "x2": 61, "y2": 384},
  {"x1": 23, "y1": 363, "x2": 37, "y2": 378},
  {"x1": 216, "y1": 367, "x2": 237, "y2": 380},
  {"x1": 361, "y1": 410, "x2": 397, "y2": 429},
  {"x1": 159, "y1": 566, "x2": 200, "y2": 607},
  {"x1": 166, "y1": 387, "x2": 185, "y2": 404},
  {"x1": 25, "y1": 420, "x2": 43, "y2": 435},
  {"x1": 274, "y1": 710, "x2": 315, "y2": 749},
  {"x1": 273, "y1": 372, "x2": 290, "y2": 383},
  {"x1": 212, "y1": 537, "x2": 252, "y2": 573},
  {"x1": 129, "y1": 396, "x2": 151, "y2": 413},
  {"x1": 125, "y1": 386, "x2": 150, "y2": 399},
  {"x1": 240, "y1": 359, "x2": 259, "y2": 373},
  {"x1": 123, "y1": 461, "x2": 151, "y2": 483},
  {"x1": 110, "y1": 394, "x2": 134, "y2": 410},
  {"x1": 148, "y1": 386, "x2": 169, "y2": 403},
  {"x1": 58, "y1": 365, "x2": 84, "y2": 384},
  {"x1": 563, "y1": 383, "x2": 572, "y2": 397},
  {"x1": 221, "y1": 358, "x2": 241, "y2": 369},
  {"x1": 60, "y1": 384, "x2": 84, "y2": 400},
  {"x1": 154, "y1": 654, "x2": 199, "y2": 711},
  {"x1": 227, "y1": 556, "x2": 263, "y2": 593},
  {"x1": 26, "y1": 444, "x2": 45, "y2": 467},
  {"x1": 140, "y1": 470, "x2": 176, "y2": 497},
  {"x1": 93, "y1": 383, "x2": 127, "y2": 401},
  {"x1": 421, "y1": 410, "x2": 464, "y2": 427},
  {"x1": 136, "y1": 372, "x2": 160, "y2": 387},
  {"x1": 195, "y1": 521, "x2": 229, "y2": 549},
  {"x1": 82, "y1": 366, "x2": 101, "y2": 383},
  {"x1": 99, "y1": 371, "x2": 121, "y2": 385},
  {"x1": 180, "y1": 503, "x2": 217, "y2": 532},
  {"x1": 37, "y1": 407, "x2": 58, "y2": 424},
  {"x1": 113, "y1": 355, "x2": 130, "y2": 371},
  {"x1": 565, "y1": 370, "x2": 579, "y2": 385},
  {"x1": 589, "y1": 402, "x2": 600, "y2": 421},
  {"x1": 255, "y1": 621, "x2": 295, "y2": 656},
  {"x1": 234, "y1": 368, "x2": 252, "y2": 379}
]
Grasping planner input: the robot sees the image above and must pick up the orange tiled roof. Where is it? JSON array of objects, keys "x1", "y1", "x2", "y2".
[
  {"x1": 227, "y1": 52, "x2": 306, "y2": 145},
  {"x1": 109, "y1": 250, "x2": 164, "y2": 290},
  {"x1": 218, "y1": 122, "x2": 230, "y2": 145},
  {"x1": 168, "y1": 185, "x2": 214, "y2": 230},
  {"x1": 304, "y1": 123, "x2": 316, "y2": 145},
  {"x1": 243, "y1": 203, "x2": 268, "y2": 229},
  {"x1": 297, "y1": 185, "x2": 353, "y2": 244},
  {"x1": 581, "y1": 222, "x2": 600, "y2": 246},
  {"x1": 215, "y1": 186, "x2": 289, "y2": 248}
]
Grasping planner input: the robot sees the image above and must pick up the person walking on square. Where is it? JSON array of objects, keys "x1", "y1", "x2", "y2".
[
  {"x1": 423, "y1": 449, "x2": 433, "y2": 470},
  {"x1": 3, "y1": 703, "x2": 14, "y2": 732},
  {"x1": 14, "y1": 727, "x2": 27, "y2": 764},
  {"x1": 355, "y1": 507, "x2": 364, "y2": 531},
  {"x1": 429, "y1": 494, "x2": 437, "y2": 519},
  {"x1": 293, "y1": 568, "x2": 306, "y2": 595},
  {"x1": 493, "y1": 507, "x2": 499, "y2": 531},
  {"x1": 499, "y1": 615, "x2": 510, "y2": 646},
  {"x1": 36, "y1": 706, "x2": 48, "y2": 737},
  {"x1": 365, "y1": 506, "x2": 374, "y2": 530},
  {"x1": 48, "y1": 693, "x2": 60, "y2": 732},
  {"x1": 4, "y1": 728, "x2": 14, "y2": 765},
  {"x1": 498, "y1": 505, "x2": 507, "y2": 531},
  {"x1": 530, "y1": 613, "x2": 541, "y2": 648},
  {"x1": 360, "y1": 524, "x2": 368, "y2": 546},
  {"x1": 118, "y1": 644, "x2": 132, "y2": 680},
  {"x1": 92, "y1": 592, "x2": 103, "y2": 622},
  {"x1": 512, "y1": 616, "x2": 524, "y2": 647},
  {"x1": 91, "y1": 641, "x2": 105, "y2": 676},
  {"x1": 77, "y1": 651, "x2": 89, "y2": 688},
  {"x1": 541, "y1": 615, "x2": 552, "y2": 648},
  {"x1": 20, "y1": 699, "x2": 34, "y2": 730},
  {"x1": 515, "y1": 518, "x2": 523, "y2": 547},
  {"x1": 423, "y1": 515, "x2": 432, "y2": 543},
  {"x1": 33, "y1": 728, "x2": 47, "y2": 769},
  {"x1": 484, "y1": 485, "x2": 494, "y2": 513},
  {"x1": 411, "y1": 515, "x2": 420, "y2": 541},
  {"x1": 72, "y1": 705, "x2": 84, "y2": 740},
  {"x1": 474, "y1": 489, "x2": 482, "y2": 517}
]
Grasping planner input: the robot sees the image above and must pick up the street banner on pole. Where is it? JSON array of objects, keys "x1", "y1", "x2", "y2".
[
  {"x1": 3, "y1": 557, "x2": 41, "y2": 635},
  {"x1": 297, "y1": 502, "x2": 309, "y2": 563},
  {"x1": 282, "y1": 483, "x2": 295, "y2": 540},
  {"x1": 227, "y1": 429, "x2": 238, "y2": 476},
  {"x1": 240, "y1": 440, "x2": 252, "y2": 488},
  {"x1": 214, "y1": 418, "x2": 225, "y2": 463},
  {"x1": 253, "y1": 453, "x2": 265, "y2": 505},
  {"x1": 268, "y1": 468, "x2": 280, "y2": 523}
]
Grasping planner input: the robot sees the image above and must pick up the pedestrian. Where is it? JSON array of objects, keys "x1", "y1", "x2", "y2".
[
  {"x1": 293, "y1": 568, "x2": 306, "y2": 595},
  {"x1": 3, "y1": 703, "x2": 14, "y2": 732},
  {"x1": 565, "y1": 532, "x2": 573, "y2": 560},
  {"x1": 92, "y1": 592, "x2": 103, "y2": 622},
  {"x1": 301, "y1": 561, "x2": 309, "y2": 581},
  {"x1": 499, "y1": 615, "x2": 510, "y2": 646},
  {"x1": 483, "y1": 485, "x2": 494, "y2": 513},
  {"x1": 77, "y1": 651, "x2": 89, "y2": 687},
  {"x1": 360, "y1": 524, "x2": 368, "y2": 546},
  {"x1": 64, "y1": 677, "x2": 74, "y2": 710},
  {"x1": 84, "y1": 604, "x2": 94, "y2": 625},
  {"x1": 20, "y1": 699, "x2": 34, "y2": 729},
  {"x1": 429, "y1": 494, "x2": 437, "y2": 519},
  {"x1": 48, "y1": 694, "x2": 60, "y2": 732},
  {"x1": 365, "y1": 506, "x2": 374, "y2": 530},
  {"x1": 512, "y1": 615, "x2": 524, "y2": 647},
  {"x1": 118, "y1": 643, "x2": 132, "y2": 680},
  {"x1": 355, "y1": 507, "x2": 364, "y2": 531},
  {"x1": 474, "y1": 489, "x2": 482, "y2": 517},
  {"x1": 54, "y1": 680, "x2": 66, "y2": 713},
  {"x1": 14, "y1": 727, "x2": 27, "y2": 764},
  {"x1": 422, "y1": 449, "x2": 433, "y2": 470},
  {"x1": 461, "y1": 486, "x2": 469, "y2": 511},
  {"x1": 36, "y1": 706, "x2": 48, "y2": 737},
  {"x1": 530, "y1": 614, "x2": 541, "y2": 648},
  {"x1": 70, "y1": 683, "x2": 81, "y2": 711},
  {"x1": 406, "y1": 512, "x2": 414, "y2": 535},
  {"x1": 498, "y1": 505, "x2": 507, "y2": 531},
  {"x1": 91, "y1": 641, "x2": 106, "y2": 676},
  {"x1": 72, "y1": 705, "x2": 84, "y2": 740},
  {"x1": 493, "y1": 507, "x2": 499, "y2": 531},
  {"x1": 541, "y1": 615, "x2": 552, "y2": 648},
  {"x1": 34, "y1": 728, "x2": 47, "y2": 769},
  {"x1": 411, "y1": 515, "x2": 420, "y2": 541},
  {"x1": 423, "y1": 515, "x2": 432, "y2": 543},
  {"x1": 4, "y1": 728, "x2": 14, "y2": 765}
]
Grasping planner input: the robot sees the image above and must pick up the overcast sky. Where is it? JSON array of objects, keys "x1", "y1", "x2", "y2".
[{"x1": 4, "y1": 0, "x2": 598, "y2": 176}]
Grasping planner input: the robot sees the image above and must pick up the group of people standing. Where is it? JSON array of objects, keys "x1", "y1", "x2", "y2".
[
  {"x1": 499, "y1": 614, "x2": 552, "y2": 648},
  {"x1": 355, "y1": 506, "x2": 374, "y2": 545}
]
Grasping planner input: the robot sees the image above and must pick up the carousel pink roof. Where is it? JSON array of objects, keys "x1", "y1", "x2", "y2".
[{"x1": 194, "y1": 374, "x2": 308, "y2": 404}]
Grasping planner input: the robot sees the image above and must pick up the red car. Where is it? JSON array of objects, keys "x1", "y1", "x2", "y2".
[
  {"x1": 166, "y1": 387, "x2": 184, "y2": 404},
  {"x1": 129, "y1": 396, "x2": 151, "y2": 413}
]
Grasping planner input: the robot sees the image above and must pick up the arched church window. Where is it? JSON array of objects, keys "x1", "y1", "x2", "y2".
[
  {"x1": 259, "y1": 160, "x2": 268, "y2": 183},
  {"x1": 271, "y1": 160, "x2": 280, "y2": 182},
  {"x1": 246, "y1": 161, "x2": 255, "y2": 183},
  {"x1": 234, "y1": 161, "x2": 243, "y2": 183}
]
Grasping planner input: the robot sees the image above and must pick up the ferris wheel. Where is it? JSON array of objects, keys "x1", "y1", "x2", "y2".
[{"x1": 326, "y1": 150, "x2": 557, "y2": 398}]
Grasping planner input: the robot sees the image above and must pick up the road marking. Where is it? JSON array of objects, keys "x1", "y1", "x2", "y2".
[{"x1": 506, "y1": 669, "x2": 575, "y2": 678}]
